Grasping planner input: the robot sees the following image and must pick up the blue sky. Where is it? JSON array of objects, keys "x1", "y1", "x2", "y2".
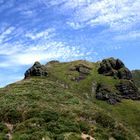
[{"x1": 0, "y1": 0, "x2": 140, "y2": 87}]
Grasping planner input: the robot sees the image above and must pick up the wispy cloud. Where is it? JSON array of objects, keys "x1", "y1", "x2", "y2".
[
  {"x1": 0, "y1": 24, "x2": 86, "y2": 68},
  {"x1": 114, "y1": 30, "x2": 140, "y2": 40},
  {"x1": 61, "y1": 0, "x2": 140, "y2": 30},
  {"x1": 0, "y1": 27, "x2": 15, "y2": 43},
  {"x1": 25, "y1": 28, "x2": 55, "y2": 40}
]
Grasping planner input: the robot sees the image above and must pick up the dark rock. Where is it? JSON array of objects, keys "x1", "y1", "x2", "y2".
[
  {"x1": 96, "y1": 83, "x2": 121, "y2": 104},
  {"x1": 98, "y1": 58, "x2": 132, "y2": 80},
  {"x1": 74, "y1": 75, "x2": 87, "y2": 82},
  {"x1": 71, "y1": 64, "x2": 91, "y2": 75},
  {"x1": 70, "y1": 64, "x2": 92, "y2": 82},
  {"x1": 107, "y1": 98, "x2": 119, "y2": 105},
  {"x1": 96, "y1": 80, "x2": 140, "y2": 104},
  {"x1": 116, "y1": 80, "x2": 140, "y2": 100},
  {"x1": 118, "y1": 68, "x2": 132, "y2": 80},
  {"x1": 98, "y1": 58, "x2": 119, "y2": 76},
  {"x1": 25, "y1": 61, "x2": 48, "y2": 78},
  {"x1": 116, "y1": 59, "x2": 125, "y2": 70},
  {"x1": 75, "y1": 65, "x2": 90, "y2": 75}
]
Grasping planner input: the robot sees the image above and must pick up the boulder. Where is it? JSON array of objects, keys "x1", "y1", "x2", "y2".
[
  {"x1": 75, "y1": 65, "x2": 91, "y2": 75},
  {"x1": 24, "y1": 61, "x2": 48, "y2": 78},
  {"x1": 98, "y1": 58, "x2": 132, "y2": 80},
  {"x1": 70, "y1": 64, "x2": 92, "y2": 82}
]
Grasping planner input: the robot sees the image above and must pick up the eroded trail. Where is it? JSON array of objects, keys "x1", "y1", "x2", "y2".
[{"x1": 5, "y1": 123, "x2": 13, "y2": 140}]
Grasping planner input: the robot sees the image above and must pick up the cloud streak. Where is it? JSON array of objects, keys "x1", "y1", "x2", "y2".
[
  {"x1": 62, "y1": 0, "x2": 140, "y2": 30},
  {"x1": 0, "y1": 25, "x2": 86, "y2": 68}
]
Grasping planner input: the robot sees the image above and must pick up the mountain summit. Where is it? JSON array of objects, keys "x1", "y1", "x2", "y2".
[
  {"x1": 25, "y1": 57, "x2": 140, "y2": 105},
  {"x1": 0, "y1": 58, "x2": 140, "y2": 140}
]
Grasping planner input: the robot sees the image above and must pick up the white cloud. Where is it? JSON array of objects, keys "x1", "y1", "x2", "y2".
[
  {"x1": 62, "y1": 0, "x2": 140, "y2": 30},
  {"x1": 0, "y1": 23, "x2": 88, "y2": 68},
  {"x1": 25, "y1": 28, "x2": 55, "y2": 40},
  {"x1": 0, "y1": 25, "x2": 72, "y2": 67},
  {"x1": 0, "y1": 37, "x2": 85, "y2": 67},
  {"x1": 11, "y1": 42, "x2": 83, "y2": 65},
  {"x1": 114, "y1": 30, "x2": 140, "y2": 40},
  {"x1": 0, "y1": 27, "x2": 15, "y2": 43}
]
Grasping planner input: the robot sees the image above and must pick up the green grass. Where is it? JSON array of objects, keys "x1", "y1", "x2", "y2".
[{"x1": 0, "y1": 60, "x2": 139, "y2": 140}]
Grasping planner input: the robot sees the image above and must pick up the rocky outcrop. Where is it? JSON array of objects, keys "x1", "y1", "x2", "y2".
[
  {"x1": 70, "y1": 64, "x2": 92, "y2": 82},
  {"x1": 98, "y1": 58, "x2": 132, "y2": 80},
  {"x1": 95, "y1": 81, "x2": 140, "y2": 104},
  {"x1": 116, "y1": 80, "x2": 140, "y2": 100},
  {"x1": 118, "y1": 68, "x2": 132, "y2": 80},
  {"x1": 24, "y1": 59, "x2": 140, "y2": 105},
  {"x1": 96, "y1": 58, "x2": 140, "y2": 104},
  {"x1": 24, "y1": 62, "x2": 48, "y2": 78},
  {"x1": 70, "y1": 64, "x2": 91, "y2": 75},
  {"x1": 96, "y1": 83, "x2": 121, "y2": 105}
]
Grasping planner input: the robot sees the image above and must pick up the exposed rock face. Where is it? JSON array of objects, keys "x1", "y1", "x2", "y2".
[
  {"x1": 75, "y1": 65, "x2": 91, "y2": 75},
  {"x1": 118, "y1": 68, "x2": 132, "y2": 80},
  {"x1": 70, "y1": 64, "x2": 91, "y2": 75},
  {"x1": 25, "y1": 62, "x2": 48, "y2": 78},
  {"x1": 96, "y1": 83, "x2": 121, "y2": 105},
  {"x1": 70, "y1": 64, "x2": 92, "y2": 82},
  {"x1": 24, "y1": 58, "x2": 140, "y2": 105},
  {"x1": 96, "y1": 81, "x2": 140, "y2": 104},
  {"x1": 116, "y1": 80, "x2": 140, "y2": 100},
  {"x1": 98, "y1": 58, "x2": 132, "y2": 80},
  {"x1": 96, "y1": 58, "x2": 139, "y2": 104}
]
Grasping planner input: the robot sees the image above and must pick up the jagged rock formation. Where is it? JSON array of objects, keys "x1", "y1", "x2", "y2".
[
  {"x1": 98, "y1": 57, "x2": 132, "y2": 80},
  {"x1": 97, "y1": 58, "x2": 139, "y2": 104},
  {"x1": 24, "y1": 58, "x2": 140, "y2": 105},
  {"x1": 25, "y1": 61, "x2": 48, "y2": 78}
]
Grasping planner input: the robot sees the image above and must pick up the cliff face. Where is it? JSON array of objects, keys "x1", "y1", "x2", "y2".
[{"x1": 0, "y1": 58, "x2": 140, "y2": 140}]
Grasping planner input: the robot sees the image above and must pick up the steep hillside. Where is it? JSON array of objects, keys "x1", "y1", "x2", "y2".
[{"x1": 0, "y1": 58, "x2": 140, "y2": 140}]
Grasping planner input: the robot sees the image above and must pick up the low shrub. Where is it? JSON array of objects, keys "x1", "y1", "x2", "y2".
[{"x1": 95, "y1": 112, "x2": 115, "y2": 128}]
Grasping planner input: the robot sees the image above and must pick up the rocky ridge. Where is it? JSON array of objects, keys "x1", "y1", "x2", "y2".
[
  {"x1": 97, "y1": 58, "x2": 139, "y2": 104},
  {"x1": 25, "y1": 58, "x2": 140, "y2": 105}
]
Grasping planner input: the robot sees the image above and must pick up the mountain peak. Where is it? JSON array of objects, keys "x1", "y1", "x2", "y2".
[{"x1": 23, "y1": 58, "x2": 139, "y2": 105}]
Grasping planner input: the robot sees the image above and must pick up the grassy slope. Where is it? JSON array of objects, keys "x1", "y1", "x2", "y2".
[{"x1": 0, "y1": 61, "x2": 140, "y2": 140}]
